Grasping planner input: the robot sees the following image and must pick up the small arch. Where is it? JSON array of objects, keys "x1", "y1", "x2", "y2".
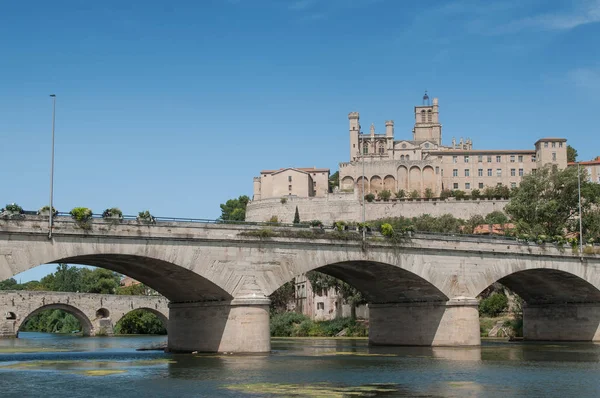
[
  {"x1": 421, "y1": 109, "x2": 426, "y2": 122},
  {"x1": 18, "y1": 304, "x2": 94, "y2": 337},
  {"x1": 401, "y1": 155, "x2": 405, "y2": 161},
  {"x1": 397, "y1": 166, "x2": 409, "y2": 191},
  {"x1": 115, "y1": 308, "x2": 168, "y2": 334},
  {"x1": 96, "y1": 308, "x2": 110, "y2": 319},
  {"x1": 406, "y1": 155, "x2": 410, "y2": 161},
  {"x1": 370, "y1": 175, "x2": 383, "y2": 193},
  {"x1": 5, "y1": 311, "x2": 16, "y2": 320},
  {"x1": 427, "y1": 109, "x2": 432, "y2": 122},
  {"x1": 341, "y1": 176, "x2": 354, "y2": 191},
  {"x1": 383, "y1": 175, "x2": 396, "y2": 192}
]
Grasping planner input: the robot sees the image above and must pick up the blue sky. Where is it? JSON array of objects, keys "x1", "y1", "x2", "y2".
[{"x1": 2, "y1": 0, "x2": 599, "y2": 282}]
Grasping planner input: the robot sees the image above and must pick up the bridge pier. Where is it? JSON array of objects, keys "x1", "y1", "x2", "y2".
[
  {"x1": 167, "y1": 298, "x2": 271, "y2": 353},
  {"x1": 369, "y1": 297, "x2": 480, "y2": 346},
  {"x1": 524, "y1": 303, "x2": 600, "y2": 341},
  {"x1": 0, "y1": 319, "x2": 17, "y2": 338}
]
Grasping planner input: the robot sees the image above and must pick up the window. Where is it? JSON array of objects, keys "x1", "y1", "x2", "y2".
[
  {"x1": 496, "y1": 169, "x2": 502, "y2": 177},
  {"x1": 479, "y1": 182, "x2": 484, "y2": 189},
  {"x1": 511, "y1": 169, "x2": 516, "y2": 177},
  {"x1": 288, "y1": 176, "x2": 292, "y2": 182},
  {"x1": 427, "y1": 110, "x2": 432, "y2": 122},
  {"x1": 487, "y1": 156, "x2": 492, "y2": 163},
  {"x1": 401, "y1": 155, "x2": 405, "y2": 160},
  {"x1": 511, "y1": 182, "x2": 517, "y2": 188},
  {"x1": 453, "y1": 169, "x2": 458, "y2": 177},
  {"x1": 518, "y1": 155, "x2": 523, "y2": 162},
  {"x1": 478, "y1": 168, "x2": 483, "y2": 177},
  {"x1": 313, "y1": 181, "x2": 317, "y2": 187},
  {"x1": 552, "y1": 152, "x2": 557, "y2": 161},
  {"x1": 496, "y1": 155, "x2": 502, "y2": 163},
  {"x1": 544, "y1": 142, "x2": 548, "y2": 148},
  {"x1": 288, "y1": 185, "x2": 292, "y2": 191},
  {"x1": 559, "y1": 142, "x2": 563, "y2": 148},
  {"x1": 532, "y1": 155, "x2": 536, "y2": 162},
  {"x1": 453, "y1": 183, "x2": 459, "y2": 189},
  {"x1": 363, "y1": 145, "x2": 368, "y2": 155},
  {"x1": 532, "y1": 168, "x2": 537, "y2": 174},
  {"x1": 478, "y1": 155, "x2": 483, "y2": 163},
  {"x1": 519, "y1": 168, "x2": 524, "y2": 176},
  {"x1": 379, "y1": 146, "x2": 385, "y2": 154},
  {"x1": 464, "y1": 155, "x2": 470, "y2": 163},
  {"x1": 510, "y1": 155, "x2": 515, "y2": 163},
  {"x1": 421, "y1": 110, "x2": 426, "y2": 122},
  {"x1": 453, "y1": 156, "x2": 458, "y2": 163},
  {"x1": 402, "y1": 143, "x2": 407, "y2": 149},
  {"x1": 464, "y1": 169, "x2": 470, "y2": 177},
  {"x1": 424, "y1": 143, "x2": 430, "y2": 149},
  {"x1": 435, "y1": 166, "x2": 439, "y2": 175},
  {"x1": 487, "y1": 169, "x2": 492, "y2": 177},
  {"x1": 406, "y1": 155, "x2": 410, "y2": 161},
  {"x1": 552, "y1": 142, "x2": 556, "y2": 148},
  {"x1": 441, "y1": 169, "x2": 444, "y2": 176},
  {"x1": 317, "y1": 302, "x2": 324, "y2": 310},
  {"x1": 465, "y1": 183, "x2": 471, "y2": 190}
]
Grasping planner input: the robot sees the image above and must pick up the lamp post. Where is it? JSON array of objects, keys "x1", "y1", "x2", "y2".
[
  {"x1": 362, "y1": 147, "x2": 366, "y2": 241},
  {"x1": 49, "y1": 94, "x2": 56, "y2": 239},
  {"x1": 578, "y1": 162, "x2": 583, "y2": 252}
]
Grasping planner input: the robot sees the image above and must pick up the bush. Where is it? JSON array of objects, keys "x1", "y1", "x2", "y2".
[
  {"x1": 440, "y1": 189, "x2": 452, "y2": 200},
  {"x1": 270, "y1": 312, "x2": 310, "y2": 337},
  {"x1": 102, "y1": 207, "x2": 123, "y2": 219},
  {"x1": 268, "y1": 215, "x2": 279, "y2": 224},
  {"x1": 409, "y1": 190, "x2": 420, "y2": 199},
  {"x1": 453, "y1": 190, "x2": 466, "y2": 200},
  {"x1": 364, "y1": 193, "x2": 375, "y2": 202},
  {"x1": 380, "y1": 223, "x2": 394, "y2": 237},
  {"x1": 309, "y1": 220, "x2": 323, "y2": 227},
  {"x1": 424, "y1": 188, "x2": 434, "y2": 199},
  {"x1": 479, "y1": 293, "x2": 508, "y2": 317},
  {"x1": 137, "y1": 210, "x2": 155, "y2": 224},
  {"x1": 4, "y1": 203, "x2": 23, "y2": 213},
  {"x1": 378, "y1": 190, "x2": 392, "y2": 201},
  {"x1": 483, "y1": 186, "x2": 495, "y2": 199},
  {"x1": 38, "y1": 205, "x2": 57, "y2": 216},
  {"x1": 70, "y1": 207, "x2": 93, "y2": 222},
  {"x1": 471, "y1": 189, "x2": 481, "y2": 199},
  {"x1": 334, "y1": 221, "x2": 346, "y2": 231},
  {"x1": 395, "y1": 190, "x2": 406, "y2": 199},
  {"x1": 280, "y1": 197, "x2": 287, "y2": 204}
]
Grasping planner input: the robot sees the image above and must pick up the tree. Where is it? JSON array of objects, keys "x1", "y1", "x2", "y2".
[
  {"x1": 485, "y1": 211, "x2": 509, "y2": 225},
  {"x1": 42, "y1": 264, "x2": 81, "y2": 292},
  {"x1": 269, "y1": 280, "x2": 295, "y2": 314},
  {"x1": 328, "y1": 171, "x2": 339, "y2": 192},
  {"x1": 114, "y1": 309, "x2": 166, "y2": 335},
  {"x1": 0, "y1": 278, "x2": 18, "y2": 290},
  {"x1": 567, "y1": 145, "x2": 578, "y2": 163},
  {"x1": 505, "y1": 165, "x2": 583, "y2": 237},
  {"x1": 293, "y1": 206, "x2": 300, "y2": 224},
  {"x1": 117, "y1": 283, "x2": 151, "y2": 296},
  {"x1": 80, "y1": 268, "x2": 120, "y2": 294},
  {"x1": 378, "y1": 190, "x2": 392, "y2": 201},
  {"x1": 219, "y1": 195, "x2": 250, "y2": 221}
]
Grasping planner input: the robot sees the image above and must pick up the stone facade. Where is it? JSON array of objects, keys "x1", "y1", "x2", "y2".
[
  {"x1": 246, "y1": 193, "x2": 509, "y2": 224},
  {"x1": 343, "y1": 94, "x2": 568, "y2": 197},
  {"x1": 253, "y1": 167, "x2": 330, "y2": 200}
]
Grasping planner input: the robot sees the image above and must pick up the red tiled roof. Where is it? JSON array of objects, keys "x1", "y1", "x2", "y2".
[
  {"x1": 260, "y1": 167, "x2": 330, "y2": 174},
  {"x1": 568, "y1": 157, "x2": 600, "y2": 166}
]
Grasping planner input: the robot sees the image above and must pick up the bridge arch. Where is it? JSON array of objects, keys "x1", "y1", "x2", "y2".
[
  {"x1": 17, "y1": 303, "x2": 94, "y2": 337},
  {"x1": 114, "y1": 307, "x2": 169, "y2": 333},
  {"x1": 2, "y1": 251, "x2": 233, "y2": 303}
]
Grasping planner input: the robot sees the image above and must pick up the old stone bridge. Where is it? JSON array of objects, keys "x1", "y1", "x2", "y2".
[
  {"x1": 0, "y1": 290, "x2": 168, "y2": 337},
  {"x1": 1, "y1": 215, "x2": 600, "y2": 353}
]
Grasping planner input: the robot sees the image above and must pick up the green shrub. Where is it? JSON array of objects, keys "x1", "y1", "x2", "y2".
[
  {"x1": 270, "y1": 312, "x2": 310, "y2": 337},
  {"x1": 424, "y1": 188, "x2": 434, "y2": 199},
  {"x1": 381, "y1": 223, "x2": 394, "y2": 237},
  {"x1": 38, "y1": 205, "x2": 57, "y2": 215},
  {"x1": 503, "y1": 318, "x2": 523, "y2": 337},
  {"x1": 364, "y1": 193, "x2": 375, "y2": 202},
  {"x1": 440, "y1": 189, "x2": 452, "y2": 200},
  {"x1": 471, "y1": 189, "x2": 481, "y2": 199},
  {"x1": 4, "y1": 203, "x2": 23, "y2": 213},
  {"x1": 137, "y1": 210, "x2": 155, "y2": 224},
  {"x1": 334, "y1": 221, "x2": 347, "y2": 231},
  {"x1": 409, "y1": 190, "x2": 420, "y2": 199},
  {"x1": 453, "y1": 190, "x2": 466, "y2": 199},
  {"x1": 102, "y1": 207, "x2": 123, "y2": 219},
  {"x1": 280, "y1": 197, "x2": 287, "y2": 204},
  {"x1": 479, "y1": 293, "x2": 508, "y2": 317},
  {"x1": 395, "y1": 190, "x2": 406, "y2": 199},
  {"x1": 309, "y1": 220, "x2": 323, "y2": 227},
  {"x1": 70, "y1": 207, "x2": 93, "y2": 222},
  {"x1": 378, "y1": 190, "x2": 392, "y2": 201},
  {"x1": 268, "y1": 215, "x2": 279, "y2": 224}
]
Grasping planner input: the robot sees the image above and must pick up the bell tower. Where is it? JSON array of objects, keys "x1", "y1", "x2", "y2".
[
  {"x1": 348, "y1": 112, "x2": 360, "y2": 161},
  {"x1": 412, "y1": 91, "x2": 442, "y2": 145}
]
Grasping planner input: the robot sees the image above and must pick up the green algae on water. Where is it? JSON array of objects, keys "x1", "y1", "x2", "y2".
[
  {"x1": 225, "y1": 383, "x2": 399, "y2": 397},
  {"x1": 75, "y1": 369, "x2": 127, "y2": 377}
]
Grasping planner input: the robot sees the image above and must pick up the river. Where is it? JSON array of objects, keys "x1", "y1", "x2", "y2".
[{"x1": 1, "y1": 333, "x2": 600, "y2": 397}]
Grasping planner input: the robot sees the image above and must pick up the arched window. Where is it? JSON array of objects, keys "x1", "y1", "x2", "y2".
[
  {"x1": 401, "y1": 155, "x2": 405, "y2": 160},
  {"x1": 363, "y1": 144, "x2": 368, "y2": 155},
  {"x1": 378, "y1": 142, "x2": 385, "y2": 154},
  {"x1": 421, "y1": 110, "x2": 426, "y2": 122},
  {"x1": 427, "y1": 110, "x2": 432, "y2": 122},
  {"x1": 406, "y1": 155, "x2": 410, "y2": 161}
]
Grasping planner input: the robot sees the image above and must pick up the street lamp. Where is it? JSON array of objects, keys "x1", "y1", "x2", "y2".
[
  {"x1": 49, "y1": 94, "x2": 56, "y2": 239},
  {"x1": 577, "y1": 162, "x2": 583, "y2": 253}
]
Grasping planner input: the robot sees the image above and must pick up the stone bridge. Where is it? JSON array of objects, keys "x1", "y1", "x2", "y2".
[
  {"x1": 0, "y1": 290, "x2": 168, "y2": 338},
  {"x1": 1, "y1": 215, "x2": 600, "y2": 353}
]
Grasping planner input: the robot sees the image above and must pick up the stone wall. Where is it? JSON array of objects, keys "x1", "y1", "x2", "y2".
[{"x1": 246, "y1": 193, "x2": 509, "y2": 224}]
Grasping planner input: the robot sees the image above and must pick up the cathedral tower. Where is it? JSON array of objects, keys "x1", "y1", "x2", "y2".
[{"x1": 412, "y1": 92, "x2": 442, "y2": 145}]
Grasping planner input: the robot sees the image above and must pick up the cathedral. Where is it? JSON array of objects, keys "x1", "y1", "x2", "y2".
[{"x1": 339, "y1": 93, "x2": 568, "y2": 196}]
